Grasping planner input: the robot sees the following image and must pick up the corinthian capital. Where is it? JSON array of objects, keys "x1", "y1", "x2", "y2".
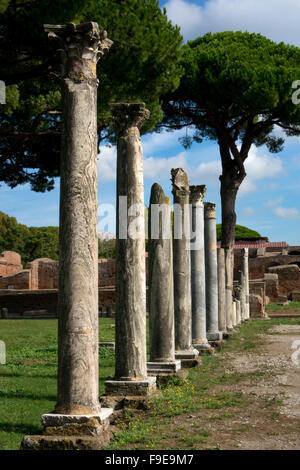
[
  {"x1": 44, "y1": 22, "x2": 113, "y2": 81},
  {"x1": 189, "y1": 185, "x2": 207, "y2": 205},
  {"x1": 110, "y1": 103, "x2": 150, "y2": 136},
  {"x1": 204, "y1": 202, "x2": 216, "y2": 219}
]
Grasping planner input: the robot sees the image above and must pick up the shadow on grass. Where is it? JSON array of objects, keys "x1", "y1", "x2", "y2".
[
  {"x1": 0, "y1": 391, "x2": 56, "y2": 400},
  {"x1": 0, "y1": 372, "x2": 57, "y2": 379},
  {"x1": 0, "y1": 422, "x2": 41, "y2": 434}
]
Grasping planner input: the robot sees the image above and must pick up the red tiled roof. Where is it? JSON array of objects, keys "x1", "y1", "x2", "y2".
[{"x1": 217, "y1": 242, "x2": 287, "y2": 248}]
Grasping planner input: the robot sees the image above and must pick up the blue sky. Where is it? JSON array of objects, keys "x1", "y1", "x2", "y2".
[{"x1": 1, "y1": 0, "x2": 300, "y2": 244}]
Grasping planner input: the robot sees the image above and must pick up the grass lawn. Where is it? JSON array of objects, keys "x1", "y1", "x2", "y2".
[
  {"x1": 0, "y1": 315, "x2": 300, "y2": 450},
  {"x1": 266, "y1": 301, "x2": 300, "y2": 313}
]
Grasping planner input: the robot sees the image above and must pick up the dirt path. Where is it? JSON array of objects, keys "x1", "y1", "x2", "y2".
[{"x1": 205, "y1": 325, "x2": 300, "y2": 449}]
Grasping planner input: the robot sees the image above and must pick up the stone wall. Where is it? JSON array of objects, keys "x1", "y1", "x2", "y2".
[
  {"x1": 0, "y1": 251, "x2": 23, "y2": 277},
  {"x1": 0, "y1": 287, "x2": 116, "y2": 317},
  {"x1": 0, "y1": 270, "x2": 31, "y2": 290}
]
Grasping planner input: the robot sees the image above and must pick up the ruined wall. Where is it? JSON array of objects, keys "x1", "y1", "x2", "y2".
[
  {"x1": 0, "y1": 288, "x2": 116, "y2": 317},
  {"x1": 268, "y1": 265, "x2": 300, "y2": 298},
  {"x1": 0, "y1": 251, "x2": 23, "y2": 277},
  {"x1": 0, "y1": 270, "x2": 31, "y2": 290}
]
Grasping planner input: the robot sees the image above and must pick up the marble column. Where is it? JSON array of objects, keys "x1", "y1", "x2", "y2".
[
  {"x1": 105, "y1": 103, "x2": 156, "y2": 396},
  {"x1": 147, "y1": 183, "x2": 181, "y2": 374},
  {"x1": 190, "y1": 185, "x2": 211, "y2": 351},
  {"x1": 235, "y1": 298, "x2": 241, "y2": 324},
  {"x1": 44, "y1": 22, "x2": 113, "y2": 416},
  {"x1": 217, "y1": 248, "x2": 227, "y2": 333},
  {"x1": 204, "y1": 202, "x2": 221, "y2": 341},
  {"x1": 225, "y1": 248, "x2": 234, "y2": 331},
  {"x1": 232, "y1": 301, "x2": 237, "y2": 327},
  {"x1": 21, "y1": 22, "x2": 114, "y2": 450},
  {"x1": 242, "y1": 248, "x2": 250, "y2": 319},
  {"x1": 172, "y1": 169, "x2": 199, "y2": 360},
  {"x1": 238, "y1": 269, "x2": 247, "y2": 321}
]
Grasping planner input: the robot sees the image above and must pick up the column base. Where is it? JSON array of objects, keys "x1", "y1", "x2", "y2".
[
  {"x1": 207, "y1": 331, "x2": 223, "y2": 341},
  {"x1": 104, "y1": 376, "x2": 156, "y2": 397},
  {"x1": 192, "y1": 340, "x2": 212, "y2": 351},
  {"x1": 175, "y1": 349, "x2": 201, "y2": 368},
  {"x1": 147, "y1": 360, "x2": 181, "y2": 376},
  {"x1": 20, "y1": 408, "x2": 113, "y2": 450},
  {"x1": 99, "y1": 341, "x2": 115, "y2": 350}
]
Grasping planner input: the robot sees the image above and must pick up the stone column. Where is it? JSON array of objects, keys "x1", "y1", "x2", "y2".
[
  {"x1": 238, "y1": 270, "x2": 247, "y2": 321},
  {"x1": 105, "y1": 103, "x2": 156, "y2": 397},
  {"x1": 204, "y1": 203, "x2": 221, "y2": 341},
  {"x1": 242, "y1": 248, "x2": 250, "y2": 319},
  {"x1": 225, "y1": 248, "x2": 233, "y2": 331},
  {"x1": 46, "y1": 22, "x2": 113, "y2": 416},
  {"x1": 190, "y1": 185, "x2": 211, "y2": 351},
  {"x1": 147, "y1": 183, "x2": 181, "y2": 374},
  {"x1": 172, "y1": 169, "x2": 199, "y2": 361},
  {"x1": 232, "y1": 301, "x2": 237, "y2": 326},
  {"x1": 217, "y1": 248, "x2": 227, "y2": 333},
  {"x1": 236, "y1": 299, "x2": 241, "y2": 324},
  {"x1": 21, "y1": 22, "x2": 113, "y2": 451}
]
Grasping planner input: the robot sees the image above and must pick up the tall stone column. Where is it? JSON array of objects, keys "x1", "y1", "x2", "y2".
[
  {"x1": 190, "y1": 185, "x2": 210, "y2": 351},
  {"x1": 232, "y1": 301, "x2": 237, "y2": 326},
  {"x1": 147, "y1": 183, "x2": 181, "y2": 374},
  {"x1": 21, "y1": 22, "x2": 113, "y2": 451},
  {"x1": 105, "y1": 103, "x2": 156, "y2": 396},
  {"x1": 225, "y1": 248, "x2": 233, "y2": 331},
  {"x1": 172, "y1": 169, "x2": 199, "y2": 361},
  {"x1": 242, "y1": 248, "x2": 250, "y2": 319},
  {"x1": 238, "y1": 269, "x2": 247, "y2": 321},
  {"x1": 204, "y1": 203, "x2": 221, "y2": 341},
  {"x1": 217, "y1": 248, "x2": 227, "y2": 333}
]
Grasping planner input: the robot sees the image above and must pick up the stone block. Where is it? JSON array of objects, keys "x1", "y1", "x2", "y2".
[
  {"x1": 146, "y1": 360, "x2": 181, "y2": 375},
  {"x1": 104, "y1": 377, "x2": 156, "y2": 397}
]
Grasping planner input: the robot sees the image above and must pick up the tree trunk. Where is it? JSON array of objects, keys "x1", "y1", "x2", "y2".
[{"x1": 220, "y1": 171, "x2": 239, "y2": 250}]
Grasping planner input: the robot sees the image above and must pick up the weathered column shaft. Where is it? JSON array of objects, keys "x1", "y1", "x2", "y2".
[
  {"x1": 113, "y1": 103, "x2": 149, "y2": 380},
  {"x1": 242, "y1": 248, "x2": 250, "y2": 319},
  {"x1": 225, "y1": 248, "x2": 233, "y2": 331},
  {"x1": 238, "y1": 270, "x2": 247, "y2": 321},
  {"x1": 204, "y1": 202, "x2": 220, "y2": 340},
  {"x1": 217, "y1": 248, "x2": 226, "y2": 332},
  {"x1": 236, "y1": 299, "x2": 241, "y2": 324},
  {"x1": 172, "y1": 169, "x2": 193, "y2": 351},
  {"x1": 45, "y1": 23, "x2": 112, "y2": 415},
  {"x1": 232, "y1": 301, "x2": 237, "y2": 326},
  {"x1": 148, "y1": 184, "x2": 175, "y2": 362},
  {"x1": 190, "y1": 185, "x2": 210, "y2": 350}
]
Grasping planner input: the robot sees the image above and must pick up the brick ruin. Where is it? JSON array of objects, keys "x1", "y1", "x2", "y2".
[{"x1": 1, "y1": 242, "x2": 300, "y2": 318}]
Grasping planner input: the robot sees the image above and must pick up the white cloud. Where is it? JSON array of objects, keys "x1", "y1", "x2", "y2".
[
  {"x1": 142, "y1": 129, "x2": 185, "y2": 156},
  {"x1": 98, "y1": 145, "x2": 117, "y2": 182},
  {"x1": 164, "y1": 0, "x2": 300, "y2": 45},
  {"x1": 264, "y1": 196, "x2": 284, "y2": 208},
  {"x1": 144, "y1": 151, "x2": 187, "y2": 180},
  {"x1": 273, "y1": 206, "x2": 300, "y2": 219}
]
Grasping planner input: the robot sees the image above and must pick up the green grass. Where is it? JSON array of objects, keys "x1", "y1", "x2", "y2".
[
  {"x1": 1, "y1": 316, "x2": 300, "y2": 450},
  {"x1": 266, "y1": 301, "x2": 300, "y2": 313},
  {"x1": 0, "y1": 318, "x2": 115, "y2": 450}
]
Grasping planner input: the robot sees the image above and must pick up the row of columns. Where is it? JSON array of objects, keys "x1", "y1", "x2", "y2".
[{"x1": 22, "y1": 20, "x2": 250, "y2": 450}]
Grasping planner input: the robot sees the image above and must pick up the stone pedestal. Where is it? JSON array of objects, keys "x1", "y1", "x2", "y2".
[
  {"x1": 190, "y1": 185, "x2": 211, "y2": 351},
  {"x1": 21, "y1": 409, "x2": 113, "y2": 450},
  {"x1": 104, "y1": 103, "x2": 156, "y2": 397},
  {"x1": 204, "y1": 202, "x2": 222, "y2": 342},
  {"x1": 217, "y1": 248, "x2": 227, "y2": 333},
  {"x1": 225, "y1": 248, "x2": 233, "y2": 331},
  {"x1": 172, "y1": 169, "x2": 199, "y2": 362},
  {"x1": 147, "y1": 183, "x2": 180, "y2": 375}
]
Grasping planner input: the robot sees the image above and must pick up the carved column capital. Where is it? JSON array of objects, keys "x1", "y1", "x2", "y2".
[
  {"x1": 189, "y1": 185, "x2": 207, "y2": 205},
  {"x1": 44, "y1": 22, "x2": 113, "y2": 83},
  {"x1": 110, "y1": 102, "x2": 150, "y2": 136},
  {"x1": 204, "y1": 202, "x2": 216, "y2": 219}
]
